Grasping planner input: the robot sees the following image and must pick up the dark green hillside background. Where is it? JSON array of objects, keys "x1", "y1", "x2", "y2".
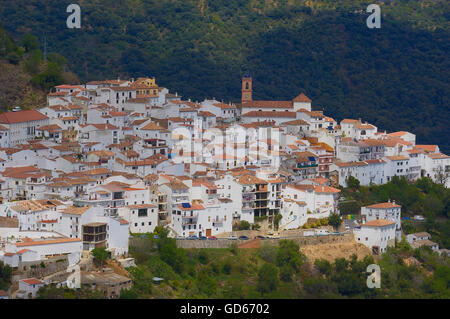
[{"x1": 0, "y1": 0, "x2": 448, "y2": 152}]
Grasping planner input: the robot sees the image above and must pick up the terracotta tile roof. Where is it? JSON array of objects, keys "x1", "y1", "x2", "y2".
[
  {"x1": 140, "y1": 122, "x2": 165, "y2": 130},
  {"x1": 48, "y1": 92, "x2": 68, "y2": 96},
  {"x1": 90, "y1": 123, "x2": 119, "y2": 130},
  {"x1": 198, "y1": 111, "x2": 216, "y2": 117},
  {"x1": 109, "y1": 111, "x2": 127, "y2": 117},
  {"x1": 364, "y1": 159, "x2": 386, "y2": 164},
  {"x1": 286, "y1": 184, "x2": 315, "y2": 192},
  {"x1": 1, "y1": 166, "x2": 40, "y2": 177},
  {"x1": 335, "y1": 161, "x2": 367, "y2": 168},
  {"x1": 281, "y1": 119, "x2": 309, "y2": 126},
  {"x1": 388, "y1": 131, "x2": 409, "y2": 137},
  {"x1": 363, "y1": 219, "x2": 396, "y2": 227},
  {"x1": 177, "y1": 203, "x2": 205, "y2": 210},
  {"x1": 37, "y1": 124, "x2": 63, "y2": 132},
  {"x1": 314, "y1": 185, "x2": 340, "y2": 193},
  {"x1": 238, "y1": 174, "x2": 267, "y2": 185},
  {"x1": 341, "y1": 119, "x2": 358, "y2": 124},
  {"x1": 212, "y1": 102, "x2": 236, "y2": 109},
  {"x1": 55, "y1": 84, "x2": 85, "y2": 90},
  {"x1": 61, "y1": 116, "x2": 78, "y2": 121},
  {"x1": 21, "y1": 278, "x2": 45, "y2": 285},
  {"x1": 365, "y1": 202, "x2": 401, "y2": 209},
  {"x1": 242, "y1": 100, "x2": 293, "y2": 108},
  {"x1": 362, "y1": 139, "x2": 386, "y2": 146},
  {"x1": 17, "y1": 249, "x2": 31, "y2": 254},
  {"x1": 411, "y1": 239, "x2": 438, "y2": 248},
  {"x1": 0, "y1": 110, "x2": 48, "y2": 124},
  {"x1": 293, "y1": 93, "x2": 312, "y2": 103},
  {"x1": 16, "y1": 238, "x2": 81, "y2": 247},
  {"x1": 427, "y1": 153, "x2": 449, "y2": 159},
  {"x1": 385, "y1": 155, "x2": 409, "y2": 161},
  {"x1": 61, "y1": 206, "x2": 91, "y2": 215},
  {"x1": 38, "y1": 219, "x2": 58, "y2": 224},
  {"x1": 242, "y1": 111, "x2": 296, "y2": 118},
  {"x1": 414, "y1": 145, "x2": 438, "y2": 153},
  {"x1": 126, "y1": 204, "x2": 157, "y2": 209}
]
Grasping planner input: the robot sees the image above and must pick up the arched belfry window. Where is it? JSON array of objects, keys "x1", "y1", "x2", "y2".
[{"x1": 245, "y1": 82, "x2": 249, "y2": 90}]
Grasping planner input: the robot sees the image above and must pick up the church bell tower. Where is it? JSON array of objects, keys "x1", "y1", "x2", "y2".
[{"x1": 241, "y1": 73, "x2": 252, "y2": 103}]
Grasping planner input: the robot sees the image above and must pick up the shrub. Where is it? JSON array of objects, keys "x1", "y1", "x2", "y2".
[
  {"x1": 222, "y1": 260, "x2": 232, "y2": 275},
  {"x1": 230, "y1": 242, "x2": 238, "y2": 255},
  {"x1": 257, "y1": 263, "x2": 279, "y2": 294},
  {"x1": 258, "y1": 245, "x2": 277, "y2": 264},
  {"x1": 279, "y1": 265, "x2": 294, "y2": 282},
  {"x1": 238, "y1": 220, "x2": 251, "y2": 230},
  {"x1": 198, "y1": 250, "x2": 209, "y2": 265}
]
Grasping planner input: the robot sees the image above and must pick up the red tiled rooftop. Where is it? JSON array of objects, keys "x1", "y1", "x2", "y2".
[{"x1": 0, "y1": 110, "x2": 48, "y2": 124}]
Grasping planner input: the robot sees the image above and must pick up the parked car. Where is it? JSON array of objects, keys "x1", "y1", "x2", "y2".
[
  {"x1": 208, "y1": 236, "x2": 218, "y2": 240},
  {"x1": 303, "y1": 230, "x2": 315, "y2": 237},
  {"x1": 187, "y1": 235, "x2": 197, "y2": 240},
  {"x1": 331, "y1": 232, "x2": 340, "y2": 235},
  {"x1": 198, "y1": 236, "x2": 207, "y2": 240},
  {"x1": 175, "y1": 236, "x2": 185, "y2": 240},
  {"x1": 254, "y1": 235, "x2": 266, "y2": 240},
  {"x1": 266, "y1": 233, "x2": 280, "y2": 239},
  {"x1": 239, "y1": 235, "x2": 249, "y2": 240},
  {"x1": 414, "y1": 215, "x2": 425, "y2": 221},
  {"x1": 227, "y1": 235, "x2": 238, "y2": 240},
  {"x1": 153, "y1": 235, "x2": 160, "y2": 239}
]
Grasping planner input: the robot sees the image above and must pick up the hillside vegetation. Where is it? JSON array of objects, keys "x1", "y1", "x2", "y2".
[
  {"x1": 0, "y1": 0, "x2": 448, "y2": 152},
  {"x1": 0, "y1": 27, "x2": 77, "y2": 110}
]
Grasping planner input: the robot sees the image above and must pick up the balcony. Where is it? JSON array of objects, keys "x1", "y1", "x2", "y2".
[{"x1": 182, "y1": 218, "x2": 197, "y2": 226}]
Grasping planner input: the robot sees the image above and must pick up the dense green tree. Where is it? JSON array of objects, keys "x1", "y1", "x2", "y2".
[
  {"x1": 91, "y1": 247, "x2": 109, "y2": 266},
  {"x1": 328, "y1": 213, "x2": 342, "y2": 230},
  {"x1": 347, "y1": 176, "x2": 360, "y2": 190},
  {"x1": 0, "y1": 261, "x2": 12, "y2": 290},
  {"x1": 257, "y1": 263, "x2": 279, "y2": 294},
  {"x1": 276, "y1": 240, "x2": 304, "y2": 271}
]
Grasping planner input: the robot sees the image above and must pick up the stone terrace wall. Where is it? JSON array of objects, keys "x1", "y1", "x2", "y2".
[{"x1": 176, "y1": 234, "x2": 354, "y2": 249}]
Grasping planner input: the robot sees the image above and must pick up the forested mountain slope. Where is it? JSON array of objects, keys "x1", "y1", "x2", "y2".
[{"x1": 0, "y1": 0, "x2": 448, "y2": 151}]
